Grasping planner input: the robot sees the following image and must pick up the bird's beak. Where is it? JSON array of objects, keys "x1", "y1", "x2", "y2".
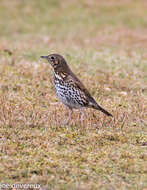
[{"x1": 40, "y1": 55, "x2": 48, "y2": 59}]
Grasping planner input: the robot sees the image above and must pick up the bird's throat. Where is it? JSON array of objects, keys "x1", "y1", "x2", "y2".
[{"x1": 54, "y1": 71, "x2": 67, "y2": 80}]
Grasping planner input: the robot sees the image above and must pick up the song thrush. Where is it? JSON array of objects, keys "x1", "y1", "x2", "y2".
[{"x1": 40, "y1": 54, "x2": 112, "y2": 125}]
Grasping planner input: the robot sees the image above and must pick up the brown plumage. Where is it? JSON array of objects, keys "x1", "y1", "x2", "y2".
[{"x1": 40, "y1": 53, "x2": 112, "y2": 125}]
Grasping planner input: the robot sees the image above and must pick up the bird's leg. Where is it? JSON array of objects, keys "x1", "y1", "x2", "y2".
[
  {"x1": 64, "y1": 107, "x2": 72, "y2": 126},
  {"x1": 80, "y1": 108, "x2": 86, "y2": 127}
]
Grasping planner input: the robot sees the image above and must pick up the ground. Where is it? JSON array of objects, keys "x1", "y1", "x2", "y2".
[{"x1": 0, "y1": 0, "x2": 147, "y2": 189}]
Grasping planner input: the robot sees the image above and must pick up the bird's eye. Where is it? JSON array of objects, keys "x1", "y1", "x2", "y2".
[{"x1": 50, "y1": 56, "x2": 54, "y2": 60}]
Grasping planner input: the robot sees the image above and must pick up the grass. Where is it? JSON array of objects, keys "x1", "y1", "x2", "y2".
[{"x1": 0, "y1": 0, "x2": 147, "y2": 189}]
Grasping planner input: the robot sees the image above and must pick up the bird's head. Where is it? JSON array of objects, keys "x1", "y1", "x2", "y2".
[{"x1": 40, "y1": 54, "x2": 68, "y2": 71}]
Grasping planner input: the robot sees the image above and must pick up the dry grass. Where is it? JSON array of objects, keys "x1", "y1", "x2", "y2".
[{"x1": 0, "y1": 0, "x2": 147, "y2": 189}]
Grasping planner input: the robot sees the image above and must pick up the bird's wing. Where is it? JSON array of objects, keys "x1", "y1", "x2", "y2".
[
  {"x1": 65, "y1": 70, "x2": 113, "y2": 117},
  {"x1": 65, "y1": 70, "x2": 97, "y2": 106}
]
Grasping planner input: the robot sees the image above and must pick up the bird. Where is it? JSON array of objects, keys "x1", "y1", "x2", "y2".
[{"x1": 40, "y1": 53, "x2": 112, "y2": 125}]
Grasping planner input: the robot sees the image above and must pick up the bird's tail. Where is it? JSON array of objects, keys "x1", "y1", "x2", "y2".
[{"x1": 91, "y1": 103, "x2": 113, "y2": 117}]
